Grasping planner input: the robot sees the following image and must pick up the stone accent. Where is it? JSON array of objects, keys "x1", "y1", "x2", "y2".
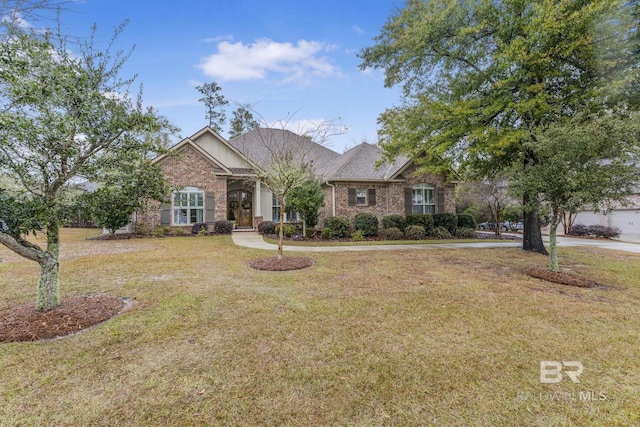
[{"x1": 136, "y1": 144, "x2": 228, "y2": 231}]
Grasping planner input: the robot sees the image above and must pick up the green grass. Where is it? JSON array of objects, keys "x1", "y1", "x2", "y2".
[{"x1": 1, "y1": 228, "x2": 639, "y2": 426}]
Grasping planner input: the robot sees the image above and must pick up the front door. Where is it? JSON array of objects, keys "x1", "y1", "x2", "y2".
[{"x1": 228, "y1": 190, "x2": 253, "y2": 227}]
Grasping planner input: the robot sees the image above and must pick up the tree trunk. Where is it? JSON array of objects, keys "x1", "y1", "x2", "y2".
[
  {"x1": 522, "y1": 193, "x2": 548, "y2": 255},
  {"x1": 37, "y1": 223, "x2": 61, "y2": 311},
  {"x1": 277, "y1": 194, "x2": 284, "y2": 260},
  {"x1": 548, "y1": 222, "x2": 559, "y2": 273}
]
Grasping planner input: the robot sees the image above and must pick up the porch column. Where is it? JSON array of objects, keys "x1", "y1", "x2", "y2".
[{"x1": 255, "y1": 181, "x2": 262, "y2": 217}]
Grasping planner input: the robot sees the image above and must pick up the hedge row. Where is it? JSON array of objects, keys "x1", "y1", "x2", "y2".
[{"x1": 568, "y1": 224, "x2": 621, "y2": 239}]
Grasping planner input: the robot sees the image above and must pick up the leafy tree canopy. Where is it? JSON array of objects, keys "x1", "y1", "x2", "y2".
[
  {"x1": 0, "y1": 22, "x2": 176, "y2": 310},
  {"x1": 359, "y1": 0, "x2": 638, "y2": 176}
]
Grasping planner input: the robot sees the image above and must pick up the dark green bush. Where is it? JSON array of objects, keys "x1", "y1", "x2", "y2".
[
  {"x1": 382, "y1": 214, "x2": 406, "y2": 231},
  {"x1": 381, "y1": 227, "x2": 404, "y2": 240},
  {"x1": 258, "y1": 221, "x2": 277, "y2": 234},
  {"x1": 457, "y1": 214, "x2": 476, "y2": 230},
  {"x1": 321, "y1": 227, "x2": 333, "y2": 240},
  {"x1": 354, "y1": 212, "x2": 379, "y2": 236},
  {"x1": 405, "y1": 225, "x2": 426, "y2": 240},
  {"x1": 214, "y1": 220, "x2": 233, "y2": 234},
  {"x1": 324, "y1": 216, "x2": 351, "y2": 238},
  {"x1": 455, "y1": 227, "x2": 477, "y2": 239},
  {"x1": 275, "y1": 223, "x2": 297, "y2": 237},
  {"x1": 405, "y1": 214, "x2": 434, "y2": 233},
  {"x1": 352, "y1": 229, "x2": 365, "y2": 241},
  {"x1": 191, "y1": 222, "x2": 208, "y2": 234},
  {"x1": 430, "y1": 226, "x2": 451, "y2": 239},
  {"x1": 433, "y1": 213, "x2": 457, "y2": 234}
]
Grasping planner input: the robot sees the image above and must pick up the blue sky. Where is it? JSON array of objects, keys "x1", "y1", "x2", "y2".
[{"x1": 46, "y1": 1, "x2": 404, "y2": 153}]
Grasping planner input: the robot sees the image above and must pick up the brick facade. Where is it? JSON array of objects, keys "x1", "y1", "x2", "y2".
[
  {"x1": 319, "y1": 166, "x2": 456, "y2": 226},
  {"x1": 136, "y1": 144, "x2": 228, "y2": 231}
]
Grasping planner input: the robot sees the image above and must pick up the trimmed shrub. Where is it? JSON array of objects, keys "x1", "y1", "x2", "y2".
[
  {"x1": 191, "y1": 222, "x2": 208, "y2": 235},
  {"x1": 589, "y1": 225, "x2": 621, "y2": 239},
  {"x1": 304, "y1": 227, "x2": 316, "y2": 238},
  {"x1": 455, "y1": 227, "x2": 477, "y2": 239},
  {"x1": 275, "y1": 223, "x2": 297, "y2": 237},
  {"x1": 354, "y1": 212, "x2": 379, "y2": 236},
  {"x1": 405, "y1": 225, "x2": 426, "y2": 240},
  {"x1": 457, "y1": 214, "x2": 476, "y2": 230},
  {"x1": 152, "y1": 225, "x2": 168, "y2": 237},
  {"x1": 430, "y1": 226, "x2": 451, "y2": 239},
  {"x1": 405, "y1": 214, "x2": 434, "y2": 234},
  {"x1": 352, "y1": 229, "x2": 365, "y2": 241},
  {"x1": 324, "y1": 216, "x2": 351, "y2": 238},
  {"x1": 568, "y1": 224, "x2": 621, "y2": 239},
  {"x1": 433, "y1": 213, "x2": 457, "y2": 234},
  {"x1": 381, "y1": 227, "x2": 404, "y2": 240},
  {"x1": 258, "y1": 221, "x2": 277, "y2": 234},
  {"x1": 321, "y1": 227, "x2": 333, "y2": 240},
  {"x1": 174, "y1": 227, "x2": 186, "y2": 236},
  {"x1": 382, "y1": 214, "x2": 406, "y2": 231},
  {"x1": 214, "y1": 220, "x2": 233, "y2": 234},
  {"x1": 568, "y1": 224, "x2": 589, "y2": 236}
]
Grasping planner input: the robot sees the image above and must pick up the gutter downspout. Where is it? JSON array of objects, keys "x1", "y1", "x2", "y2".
[{"x1": 325, "y1": 181, "x2": 336, "y2": 217}]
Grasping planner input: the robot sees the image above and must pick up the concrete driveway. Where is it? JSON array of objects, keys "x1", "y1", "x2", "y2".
[{"x1": 231, "y1": 231, "x2": 640, "y2": 254}]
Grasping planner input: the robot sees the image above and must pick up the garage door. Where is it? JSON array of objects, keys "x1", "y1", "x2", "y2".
[{"x1": 610, "y1": 210, "x2": 640, "y2": 235}]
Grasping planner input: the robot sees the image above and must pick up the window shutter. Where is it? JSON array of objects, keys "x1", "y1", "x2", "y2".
[
  {"x1": 404, "y1": 188, "x2": 413, "y2": 215},
  {"x1": 160, "y1": 202, "x2": 171, "y2": 225},
  {"x1": 348, "y1": 188, "x2": 356, "y2": 206},
  {"x1": 368, "y1": 189, "x2": 376, "y2": 206},
  {"x1": 437, "y1": 188, "x2": 445, "y2": 213},
  {"x1": 205, "y1": 192, "x2": 215, "y2": 223}
]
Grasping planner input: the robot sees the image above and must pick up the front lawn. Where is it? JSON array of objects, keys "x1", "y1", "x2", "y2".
[{"x1": 0, "y1": 228, "x2": 638, "y2": 426}]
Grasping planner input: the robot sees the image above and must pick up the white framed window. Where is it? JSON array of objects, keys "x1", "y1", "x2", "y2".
[
  {"x1": 272, "y1": 194, "x2": 298, "y2": 222},
  {"x1": 356, "y1": 189, "x2": 367, "y2": 206},
  {"x1": 173, "y1": 188, "x2": 204, "y2": 225},
  {"x1": 412, "y1": 184, "x2": 435, "y2": 214},
  {"x1": 272, "y1": 194, "x2": 280, "y2": 222}
]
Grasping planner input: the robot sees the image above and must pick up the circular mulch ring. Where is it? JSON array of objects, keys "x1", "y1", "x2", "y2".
[
  {"x1": 0, "y1": 294, "x2": 128, "y2": 343},
  {"x1": 525, "y1": 268, "x2": 600, "y2": 288},
  {"x1": 249, "y1": 256, "x2": 314, "y2": 271}
]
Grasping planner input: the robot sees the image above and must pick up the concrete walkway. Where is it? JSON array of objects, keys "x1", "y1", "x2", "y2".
[{"x1": 231, "y1": 231, "x2": 640, "y2": 254}]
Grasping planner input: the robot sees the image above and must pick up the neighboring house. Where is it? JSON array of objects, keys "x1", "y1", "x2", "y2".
[
  {"x1": 573, "y1": 190, "x2": 640, "y2": 238},
  {"x1": 136, "y1": 126, "x2": 456, "y2": 231}
]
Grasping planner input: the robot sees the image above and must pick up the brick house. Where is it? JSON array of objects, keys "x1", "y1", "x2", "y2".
[{"x1": 137, "y1": 126, "x2": 456, "y2": 231}]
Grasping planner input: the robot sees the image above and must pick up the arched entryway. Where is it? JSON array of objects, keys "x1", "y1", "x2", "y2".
[{"x1": 228, "y1": 190, "x2": 253, "y2": 227}]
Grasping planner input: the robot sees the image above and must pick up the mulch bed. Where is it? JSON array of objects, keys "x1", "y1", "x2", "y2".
[
  {"x1": 249, "y1": 256, "x2": 314, "y2": 271},
  {"x1": 0, "y1": 295, "x2": 126, "y2": 343},
  {"x1": 525, "y1": 268, "x2": 600, "y2": 288}
]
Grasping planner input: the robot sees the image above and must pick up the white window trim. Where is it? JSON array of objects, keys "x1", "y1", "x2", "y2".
[
  {"x1": 272, "y1": 194, "x2": 299, "y2": 222},
  {"x1": 172, "y1": 187, "x2": 204, "y2": 225},
  {"x1": 412, "y1": 184, "x2": 435, "y2": 214},
  {"x1": 356, "y1": 189, "x2": 367, "y2": 206}
]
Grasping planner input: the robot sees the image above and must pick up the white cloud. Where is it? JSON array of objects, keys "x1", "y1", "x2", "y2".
[
  {"x1": 2, "y1": 11, "x2": 31, "y2": 29},
  {"x1": 352, "y1": 25, "x2": 365, "y2": 35},
  {"x1": 197, "y1": 38, "x2": 339, "y2": 83}
]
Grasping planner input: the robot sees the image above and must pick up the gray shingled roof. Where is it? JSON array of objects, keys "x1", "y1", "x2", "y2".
[
  {"x1": 227, "y1": 128, "x2": 410, "y2": 181},
  {"x1": 324, "y1": 142, "x2": 410, "y2": 180}
]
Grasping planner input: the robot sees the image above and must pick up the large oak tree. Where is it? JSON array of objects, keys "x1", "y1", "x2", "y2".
[{"x1": 359, "y1": 0, "x2": 639, "y2": 253}]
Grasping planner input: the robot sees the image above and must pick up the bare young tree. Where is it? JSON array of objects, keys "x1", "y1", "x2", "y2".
[
  {"x1": 234, "y1": 114, "x2": 344, "y2": 258},
  {"x1": 468, "y1": 177, "x2": 517, "y2": 237}
]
